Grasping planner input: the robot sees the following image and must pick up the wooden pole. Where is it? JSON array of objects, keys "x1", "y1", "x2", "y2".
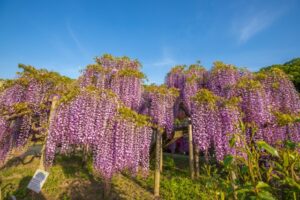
[
  {"x1": 160, "y1": 135, "x2": 163, "y2": 172},
  {"x1": 103, "y1": 179, "x2": 111, "y2": 199},
  {"x1": 39, "y1": 96, "x2": 59, "y2": 171},
  {"x1": 194, "y1": 147, "x2": 200, "y2": 178},
  {"x1": 154, "y1": 129, "x2": 162, "y2": 198},
  {"x1": 188, "y1": 119, "x2": 195, "y2": 179},
  {"x1": 231, "y1": 171, "x2": 238, "y2": 200}
]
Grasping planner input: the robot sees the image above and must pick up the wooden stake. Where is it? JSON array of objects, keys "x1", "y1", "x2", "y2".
[
  {"x1": 188, "y1": 120, "x2": 195, "y2": 180},
  {"x1": 231, "y1": 171, "x2": 238, "y2": 200},
  {"x1": 39, "y1": 96, "x2": 59, "y2": 171},
  {"x1": 103, "y1": 179, "x2": 111, "y2": 199},
  {"x1": 160, "y1": 135, "x2": 163, "y2": 172},
  {"x1": 194, "y1": 147, "x2": 200, "y2": 178},
  {"x1": 154, "y1": 129, "x2": 162, "y2": 198}
]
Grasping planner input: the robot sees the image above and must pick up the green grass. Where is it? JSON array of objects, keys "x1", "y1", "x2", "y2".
[{"x1": 1, "y1": 146, "x2": 219, "y2": 200}]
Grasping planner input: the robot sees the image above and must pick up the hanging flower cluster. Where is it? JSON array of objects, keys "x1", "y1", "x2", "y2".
[
  {"x1": 207, "y1": 61, "x2": 242, "y2": 98},
  {"x1": 165, "y1": 64, "x2": 207, "y2": 117},
  {"x1": 0, "y1": 64, "x2": 71, "y2": 165},
  {"x1": 191, "y1": 89, "x2": 244, "y2": 161},
  {"x1": 165, "y1": 61, "x2": 300, "y2": 161},
  {"x1": 165, "y1": 65, "x2": 186, "y2": 92},
  {"x1": 45, "y1": 87, "x2": 152, "y2": 179},
  {"x1": 79, "y1": 54, "x2": 145, "y2": 110},
  {"x1": 257, "y1": 68, "x2": 300, "y2": 113},
  {"x1": 142, "y1": 84, "x2": 179, "y2": 137},
  {"x1": 0, "y1": 115, "x2": 11, "y2": 164},
  {"x1": 182, "y1": 65, "x2": 207, "y2": 115}
]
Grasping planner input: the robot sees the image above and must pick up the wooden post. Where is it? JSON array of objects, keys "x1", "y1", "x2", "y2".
[
  {"x1": 39, "y1": 96, "x2": 59, "y2": 171},
  {"x1": 160, "y1": 135, "x2": 163, "y2": 172},
  {"x1": 154, "y1": 129, "x2": 162, "y2": 198},
  {"x1": 194, "y1": 147, "x2": 200, "y2": 178},
  {"x1": 231, "y1": 171, "x2": 238, "y2": 200},
  {"x1": 188, "y1": 119, "x2": 195, "y2": 179},
  {"x1": 103, "y1": 180, "x2": 111, "y2": 199}
]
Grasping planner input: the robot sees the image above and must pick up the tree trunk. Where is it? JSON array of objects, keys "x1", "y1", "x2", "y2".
[
  {"x1": 188, "y1": 122, "x2": 195, "y2": 180},
  {"x1": 154, "y1": 130, "x2": 162, "y2": 198},
  {"x1": 39, "y1": 96, "x2": 59, "y2": 171}
]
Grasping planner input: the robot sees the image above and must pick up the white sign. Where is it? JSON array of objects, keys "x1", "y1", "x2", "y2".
[{"x1": 27, "y1": 169, "x2": 49, "y2": 193}]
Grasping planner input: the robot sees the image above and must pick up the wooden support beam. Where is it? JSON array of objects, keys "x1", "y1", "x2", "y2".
[
  {"x1": 188, "y1": 119, "x2": 195, "y2": 180},
  {"x1": 39, "y1": 96, "x2": 59, "y2": 171},
  {"x1": 231, "y1": 171, "x2": 238, "y2": 200},
  {"x1": 103, "y1": 179, "x2": 112, "y2": 199},
  {"x1": 154, "y1": 129, "x2": 162, "y2": 198},
  {"x1": 160, "y1": 135, "x2": 163, "y2": 172}
]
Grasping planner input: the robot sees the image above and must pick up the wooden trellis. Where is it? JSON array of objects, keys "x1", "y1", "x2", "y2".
[{"x1": 153, "y1": 118, "x2": 198, "y2": 198}]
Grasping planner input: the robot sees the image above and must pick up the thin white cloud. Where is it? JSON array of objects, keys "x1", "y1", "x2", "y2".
[
  {"x1": 66, "y1": 21, "x2": 89, "y2": 58},
  {"x1": 152, "y1": 56, "x2": 176, "y2": 67},
  {"x1": 233, "y1": 5, "x2": 290, "y2": 44},
  {"x1": 152, "y1": 47, "x2": 177, "y2": 67}
]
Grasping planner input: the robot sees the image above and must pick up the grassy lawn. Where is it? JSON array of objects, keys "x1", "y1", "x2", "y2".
[{"x1": 1, "y1": 145, "x2": 219, "y2": 200}]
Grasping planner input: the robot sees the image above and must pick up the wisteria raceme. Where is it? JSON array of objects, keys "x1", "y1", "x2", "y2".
[
  {"x1": 45, "y1": 87, "x2": 152, "y2": 179},
  {"x1": 218, "y1": 101, "x2": 245, "y2": 160},
  {"x1": 0, "y1": 84, "x2": 26, "y2": 116},
  {"x1": 191, "y1": 89, "x2": 219, "y2": 152},
  {"x1": 0, "y1": 116, "x2": 10, "y2": 164},
  {"x1": 191, "y1": 90, "x2": 246, "y2": 161},
  {"x1": 288, "y1": 122, "x2": 300, "y2": 143},
  {"x1": 15, "y1": 115, "x2": 32, "y2": 148},
  {"x1": 0, "y1": 65, "x2": 71, "y2": 164},
  {"x1": 165, "y1": 65, "x2": 186, "y2": 92},
  {"x1": 137, "y1": 126, "x2": 152, "y2": 175},
  {"x1": 182, "y1": 65, "x2": 207, "y2": 115},
  {"x1": 142, "y1": 85, "x2": 179, "y2": 137},
  {"x1": 258, "y1": 68, "x2": 300, "y2": 114},
  {"x1": 79, "y1": 55, "x2": 145, "y2": 110},
  {"x1": 236, "y1": 78, "x2": 273, "y2": 140},
  {"x1": 78, "y1": 65, "x2": 109, "y2": 89},
  {"x1": 207, "y1": 62, "x2": 241, "y2": 98},
  {"x1": 110, "y1": 70, "x2": 143, "y2": 110}
]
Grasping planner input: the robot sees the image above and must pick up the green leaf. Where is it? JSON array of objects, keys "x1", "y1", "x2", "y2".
[
  {"x1": 256, "y1": 140, "x2": 279, "y2": 157},
  {"x1": 256, "y1": 181, "x2": 270, "y2": 189},
  {"x1": 229, "y1": 136, "x2": 236, "y2": 148},
  {"x1": 241, "y1": 165, "x2": 249, "y2": 175},
  {"x1": 236, "y1": 188, "x2": 252, "y2": 194},
  {"x1": 223, "y1": 155, "x2": 234, "y2": 167},
  {"x1": 283, "y1": 152, "x2": 289, "y2": 168},
  {"x1": 285, "y1": 177, "x2": 300, "y2": 189},
  {"x1": 257, "y1": 190, "x2": 276, "y2": 200},
  {"x1": 284, "y1": 140, "x2": 296, "y2": 150}
]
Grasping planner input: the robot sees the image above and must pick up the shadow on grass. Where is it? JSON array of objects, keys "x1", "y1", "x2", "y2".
[
  {"x1": 1, "y1": 144, "x2": 43, "y2": 170},
  {"x1": 4, "y1": 176, "x2": 47, "y2": 200},
  {"x1": 55, "y1": 154, "x2": 126, "y2": 200},
  {"x1": 120, "y1": 153, "x2": 191, "y2": 196}
]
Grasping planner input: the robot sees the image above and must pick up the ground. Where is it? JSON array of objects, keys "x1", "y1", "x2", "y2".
[{"x1": 0, "y1": 143, "x2": 218, "y2": 200}]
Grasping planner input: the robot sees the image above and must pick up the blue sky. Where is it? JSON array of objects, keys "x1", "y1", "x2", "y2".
[{"x1": 0, "y1": 0, "x2": 299, "y2": 84}]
